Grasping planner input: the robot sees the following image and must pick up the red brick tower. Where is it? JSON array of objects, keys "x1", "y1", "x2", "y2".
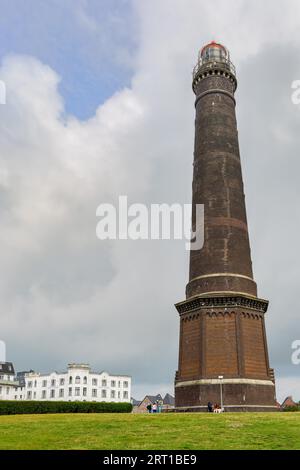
[{"x1": 175, "y1": 42, "x2": 276, "y2": 411}]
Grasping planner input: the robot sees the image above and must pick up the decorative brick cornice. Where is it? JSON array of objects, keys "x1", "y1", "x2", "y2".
[
  {"x1": 175, "y1": 293, "x2": 268, "y2": 316},
  {"x1": 192, "y1": 62, "x2": 237, "y2": 93}
]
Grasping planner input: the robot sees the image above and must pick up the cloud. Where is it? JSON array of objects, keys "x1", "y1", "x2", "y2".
[
  {"x1": 0, "y1": 0, "x2": 300, "y2": 400},
  {"x1": 0, "y1": 0, "x2": 138, "y2": 118}
]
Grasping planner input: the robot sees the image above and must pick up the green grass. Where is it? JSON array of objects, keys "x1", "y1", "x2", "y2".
[{"x1": 0, "y1": 412, "x2": 299, "y2": 450}]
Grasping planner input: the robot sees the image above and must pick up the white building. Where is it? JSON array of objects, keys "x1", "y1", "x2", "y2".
[
  {"x1": 22, "y1": 363, "x2": 131, "y2": 403},
  {"x1": 0, "y1": 362, "x2": 20, "y2": 400}
]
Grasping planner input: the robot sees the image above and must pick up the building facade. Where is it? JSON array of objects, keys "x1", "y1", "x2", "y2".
[
  {"x1": 281, "y1": 396, "x2": 299, "y2": 410},
  {"x1": 1, "y1": 362, "x2": 131, "y2": 403},
  {"x1": 133, "y1": 394, "x2": 163, "y2": 413},
  {"x1": 133, "y1": 393, "x2": 175, "y2": 413},
  {"x1": 0, "y1": 362, "x2": 20, "y2": 401},
  {"x1": 22, "y1": 363, "x2": 131, "y2": 402},
  {"x1": 175, "y1": 42, "x2": 277, "y2": 411}
]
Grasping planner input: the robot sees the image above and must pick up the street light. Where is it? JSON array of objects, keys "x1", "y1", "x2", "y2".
[{"x1": 218, "y1": 375, "x2": 224, "y2": 411}]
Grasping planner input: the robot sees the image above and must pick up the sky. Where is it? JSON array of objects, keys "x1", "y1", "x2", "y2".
[{"x1": 0, "y1": 0, "x2": 300, "y2": 402}]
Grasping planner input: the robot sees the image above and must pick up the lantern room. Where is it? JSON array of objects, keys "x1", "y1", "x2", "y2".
[
  {"x1": 200, "y1": 41, "x2": 228, "y2": 63},
  {"x1": 192, "y1": 40, "x2": 237, "y2": 92}
]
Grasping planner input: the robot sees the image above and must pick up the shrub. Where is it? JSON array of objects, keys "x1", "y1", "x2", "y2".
[
  {"x1": 0, "y1": 400, "x2": 132, "y2": 415},
  {"x1": 282, "y1": 406, "x2": 300, "y2": 412}
]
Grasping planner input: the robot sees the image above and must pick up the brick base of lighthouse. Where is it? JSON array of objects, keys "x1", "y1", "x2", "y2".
[
  {"x1": 174, "y1": 294, "x2": 277, "y2": 412},
  {"x1": 175, "y1": 381, "x2": 277, "y2": 412}
]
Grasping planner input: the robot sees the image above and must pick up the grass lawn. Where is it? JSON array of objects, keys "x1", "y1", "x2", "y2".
[{"x1": 0, "y1": 412, "x2": 299, "y2": 450}]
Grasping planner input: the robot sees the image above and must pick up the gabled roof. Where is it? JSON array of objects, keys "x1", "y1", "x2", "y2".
[
  {"x1": 163, "y1": 393, "x2": 175, "y2": 405},
  {"x1": 144, "y1": 394, "x2": 163, "y2": 404},
  {"x1": 281, "y1": 396, "x2": 298, "y2": 408},
  {"x1": 0, "y1": 362, "x2": 15, "y2": 375}
]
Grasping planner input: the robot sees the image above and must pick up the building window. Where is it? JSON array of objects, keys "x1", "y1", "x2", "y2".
[
  {"x1": 42, "y1": 380, "x2": 47, "y2": 388},
  {"x1": 102, "y1": 379, "x2": 107, "y2": 387},
  {"x1": 27, "y1": 391, "x2": 32, "y2": 400},
  {"x1": 83, "y1": 376, "x2": 87, "y2": 384},
  {"x1": 33, "y1": 392, "x2": 36, "y2": 399},
  {"x1": 34, "y1": 380, "x2": 37, "y2": 387},
  {"x1": 42, "y1": 390, "x2": 46, "y2": 399},
  {"x1": 51, "y1": 379, "x2": 56, "y2": 387},
  {"x1": 111, "y1": 380, "x2": 116, "y2": 387},
  {"x1": 75, "y1": 387, "x2": 80, "y2": 397},
  {"x1": 75, "y1": 376, "x2": 80, "y2": 384},
  {"x1": 0, "y1": 375, "x2": 3, "y2": 380},
  {"x1": 60, "y1": 378, "x2": 65, "y2": 386},
  {"x1": 118, "y1": 381, "x2": 121, "y2": 388},
  {"x1": 101, "y1": 390, "x2": 106, "y2": 398},
  {"x1": 59, "y1": 389, "x2": 64, "y2": 398},
  {"x1": 123, "y1": 391, "x2": 128, "y2": 399},
  {"x1": 68, "y1": 387, "x2": 72, "y2": 397},
  {"x1": 118, "y1": 391, "x2": 120, "y2": 399},
  {"x1": 92, "y1": 378, "x2": 97, "y2": 386},
  {"x1": 123, "y1": 381, "x2": 128, "y2": 388},
  {"x1": 111, "y1": 390, "x2": 115, "y2": 399},
  {"x1": 28, "y1": 381, "x2": 32, "y2": 388},
  {"x1": 6, "y1": 387, "x2": 10, "y2": 394},
  {"x1": 69, "y1": 376, "x2": 73, "y2": 384},
  {"x1": 92, "y1": 389, "x2": 97, "y2": 397},
  {"x1": 0, "y1": 386, "x2": 2, "y2": 394},
  {"x1": 50, "y1": 389, "x2": 55, "y2": 398},
  {"x1": 83, "y1": 387, "x2": 87, "y2": 397}
]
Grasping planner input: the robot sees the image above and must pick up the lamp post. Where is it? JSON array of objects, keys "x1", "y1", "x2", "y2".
[{"x1": 218, "y1": 375, "x2": 224, "y2": 411}]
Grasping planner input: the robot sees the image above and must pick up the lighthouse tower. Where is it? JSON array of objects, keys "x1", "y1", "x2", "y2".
[{"x1": 175, "y1": 42, "x2": 276, "y2": 411}]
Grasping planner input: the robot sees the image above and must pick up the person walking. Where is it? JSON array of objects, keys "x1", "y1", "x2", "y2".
[
  {"x1": 146, "y1": 403, "x2": 152, "y2": 413},
  {"x1": 152, "y1": 403, "x2": 157, "y2": 413},
  {"x1": 207, "y1": 401, "x2": 213, "y2": 413}
]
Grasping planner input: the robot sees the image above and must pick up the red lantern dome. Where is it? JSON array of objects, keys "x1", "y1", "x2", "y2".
[{"x1": 200, "y1": 41, "x2": 228, "y2": 62}]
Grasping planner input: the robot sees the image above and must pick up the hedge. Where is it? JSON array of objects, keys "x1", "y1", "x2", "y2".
[
  {"x1": 0, "y1": 400, "x2": 132, "y2": 415},
  {"x1": 282, "y1": 406, "x2": 300, "y2": 412}
]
